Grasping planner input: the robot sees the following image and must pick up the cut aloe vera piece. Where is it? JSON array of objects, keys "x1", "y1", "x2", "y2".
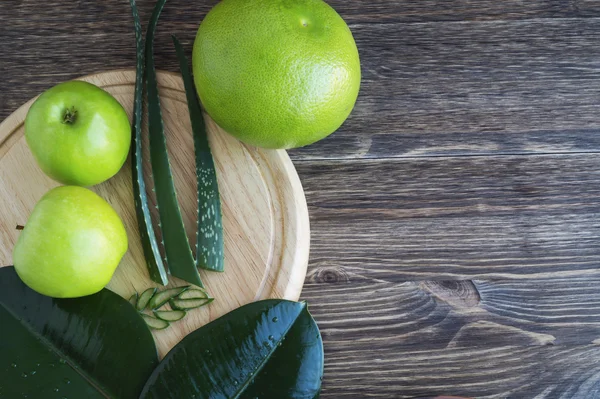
[
  {"x1": 177, "y1": 287, "x2": 210, "y2": 300},
  {"x1": 148, "y1": 286, "x2": 189, "y2": 310},
  {"x1": 128, "y1": 0, "x2": 168, "y2": 285},
  {"x1": 170, "y1": 297, "x2": 214, "y2": 311},
  {"x1": 142, "y1": 314, "x2": 170, "y2": 330},
  {"x1": 137, "y1": 287, "x2": 157, "y2": 312},
  {"x1": 153, "y1": 310, "x2": 186, "y2": 322},
  {"x1": 129, "y1": 292, "x2": 138, "y2": 307},
  {"x1": 145, "y1": 0, "x2": 204, "y2": 287},
  {"x1": 173, "y1": 36, "x2": 225, "y2": 273}
]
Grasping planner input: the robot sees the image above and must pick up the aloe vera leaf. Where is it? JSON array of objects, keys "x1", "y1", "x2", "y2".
[
  {"x1": 173, "y1": 35, "x2": 225, "y2": 273},
  {"x1": 153, "y1": 310, "x2": 186, "y2": 322},
  {"x1": 137, "y1": 287, "x2": 157, "y2": 312},
  {"x1": 128, "y1": 0, "x2": 169, "y2": 285},
  {"x1": 145, "y1": 0, "x2": 204, "y2": 287},
  {"x1": 148, "y1": 286, "x2": 189, "y2": 310},
  {"x1": 176, "y1": 287, "x2": 210, "y2": 300},
  {"x1": 141, "y1": 314, "x2": 170, "y2": 330},
  {"x1": 128, "y1": 292, "x2": 139, "y2": 307},
  {"x1": 170, "y1": 297, "x2": 214, "y2": 311}
]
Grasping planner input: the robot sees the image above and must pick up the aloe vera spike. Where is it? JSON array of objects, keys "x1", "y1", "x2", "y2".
[
  {"x1": 145, "y1": 0, "x2": 204, "y2": 287},
  {"x1": 128, "y1": 0, "x2": 169, "y2": 285},
  {"x1": 137, "y1": 287, "x2": 157, "y2": 312},
  {"x1": 172, "y1": 35, "x2": 225, "y2": 273}
]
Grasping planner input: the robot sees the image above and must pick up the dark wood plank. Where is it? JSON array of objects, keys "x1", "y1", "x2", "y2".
[
  {"x1": 302, "y1": 277, "x2": 600, "y2": 398},
  {"x1": 298, "y1": 154, "x2": 600, "y2": 280},
  {"x1": 292, "y1": 18, "x2": 600, "y2": 159},
  {"x1": 326, "y1": 0, "x2": 600, "y2": 23},
  {"x1": 321, "y1": 344, "x2": 600, "y2": 398},
  {"x1": 305, "y1": 277, "x2": 600, "y2": 348},
  {"x1": 1, "y1": 3, "x2": 599, "y2": 160},
  {"x1": 3, "y1": 2, "x2": 600, "y2": 398}
]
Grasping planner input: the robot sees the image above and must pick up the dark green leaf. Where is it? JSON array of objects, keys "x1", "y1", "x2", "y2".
[
  {"x1": 145, "y1": 0, "x2": 204, "y2": 288},
  {"x1": 153, "y1": 310, "x2": 186, "y2": 322},
  {"x1": 147, "y1": 286, "x2": 189, "y2": 310},
  {"x1": 140, "y1": 299, "x2": 323, "y2": 399},
  {"x1": 137, "y1": 287, "x2": 157, "y2": 312},
  {"x1": 128, "y1": 0, "x2": 168, "y2": 286},
  {"x1": 141, "y1": 314, "x2": 170, "y2": 330},
  {"x1": 0, "y1": 266, "x2": 158, "y2": 399},
  {"x1": 173, "y1": 35, "x2": 225, "y2": 272},
  {"x1": 169, "y1": 297, "x2": 214, "y2": 310}
]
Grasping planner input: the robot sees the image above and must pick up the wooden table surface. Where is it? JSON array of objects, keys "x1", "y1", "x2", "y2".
[{"x1": 1, "y1": 1, "x2": 600, "y2": 398}]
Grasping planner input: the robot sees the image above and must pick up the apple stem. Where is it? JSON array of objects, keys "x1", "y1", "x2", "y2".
[
  {"x1": 16, "y1": 225, "x2": 24, "y2": 230},
  {"x1": 62, "y1": 107, "x2": 78, "y2": 124}
]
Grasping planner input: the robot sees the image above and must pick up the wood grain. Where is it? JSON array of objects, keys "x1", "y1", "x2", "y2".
[
  {"x1": 0, "y1": 70, "x2": 310, "y2": 358},
  {"x1": 293, "y1": 18, "x2": 600, "y2": 159},
  {"x1": 2, "y1": 1, "x2": 600, "y2": 398},
  {"x1": 305, "y1": 277, "x2": 600, "y2": 398},
  {"x1": 1, "y1": 3, "x2": 600, "y2": 160},
  {"x1": 299, "y1": 155, "x2": 600, "y2": 280}
]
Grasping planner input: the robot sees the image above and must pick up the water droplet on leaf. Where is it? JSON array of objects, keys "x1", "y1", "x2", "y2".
[
  {"x1": 272, "y1": 317, "x2": 278, "y2": 323},
  {"x1": 10, "y1": 363, "x2": 17, "y2": 368},
  {"x1": 21, "y1": 372, "x2": 27, "y2": 378}
]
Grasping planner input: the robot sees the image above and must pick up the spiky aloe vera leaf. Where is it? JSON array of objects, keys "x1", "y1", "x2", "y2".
[
  {"x1": 128, "y1": 292, "x2": 139, "y2": 307},
  {"x1": 153, "y1": 310, "x2": 186, "y2": 322},
  {"x1": 177, "y1": 287, "x2": 210, "y2": 300},
  {"x1": 169, "y1": 297, "x2": 214, "y2": 311},
  {"x1": 128, "y1": 0, "x2": 168, "y2": 286},
  {"x1": 173, "y1": 36, "x2": 225, "y2": 273},
  {"x1": 137, "y1": 287, "x2": 157, "y2": 312},
  {"x1": 148, "y1": 286, "x2": 189, "y2": 310},
  {"x1": 142, "y1": 314, "x2": 170, "y2": 330},
  {"x1": 145, "y1": 0, "x2": 204, "y2": 287}
]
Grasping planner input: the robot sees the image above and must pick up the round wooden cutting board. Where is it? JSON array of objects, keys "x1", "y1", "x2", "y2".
[{"x1": 0, "y1": 70, "x2": 310, "y2": 357}]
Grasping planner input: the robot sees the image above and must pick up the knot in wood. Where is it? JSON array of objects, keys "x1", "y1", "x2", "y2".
[
  {"x1": 309, "y1": 266, "x2": 350, "y2": 284},
  {"x1": 421, "y1": 280, "x2": 480, "y2": 309}
]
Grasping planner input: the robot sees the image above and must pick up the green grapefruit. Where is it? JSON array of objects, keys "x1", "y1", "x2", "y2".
[{"x1": 193, "y1": 0, "x2": 361, "y2": 149}]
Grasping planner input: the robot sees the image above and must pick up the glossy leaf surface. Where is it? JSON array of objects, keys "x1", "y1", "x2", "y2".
[
  {"x1": 140, "y1": 299, "x2": 323, "y2": 399},
  {"x1": 0, "y1": 266, "x2": 158, "y2": 398}
]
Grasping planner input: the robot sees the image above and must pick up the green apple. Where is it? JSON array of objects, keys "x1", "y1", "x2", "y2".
[
  {"x1": 25, "y1": 80, "x2": 131, "y2": 187},
  {"x1": 13, "y1": 186, "x2": 128, "y2": 298}
]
